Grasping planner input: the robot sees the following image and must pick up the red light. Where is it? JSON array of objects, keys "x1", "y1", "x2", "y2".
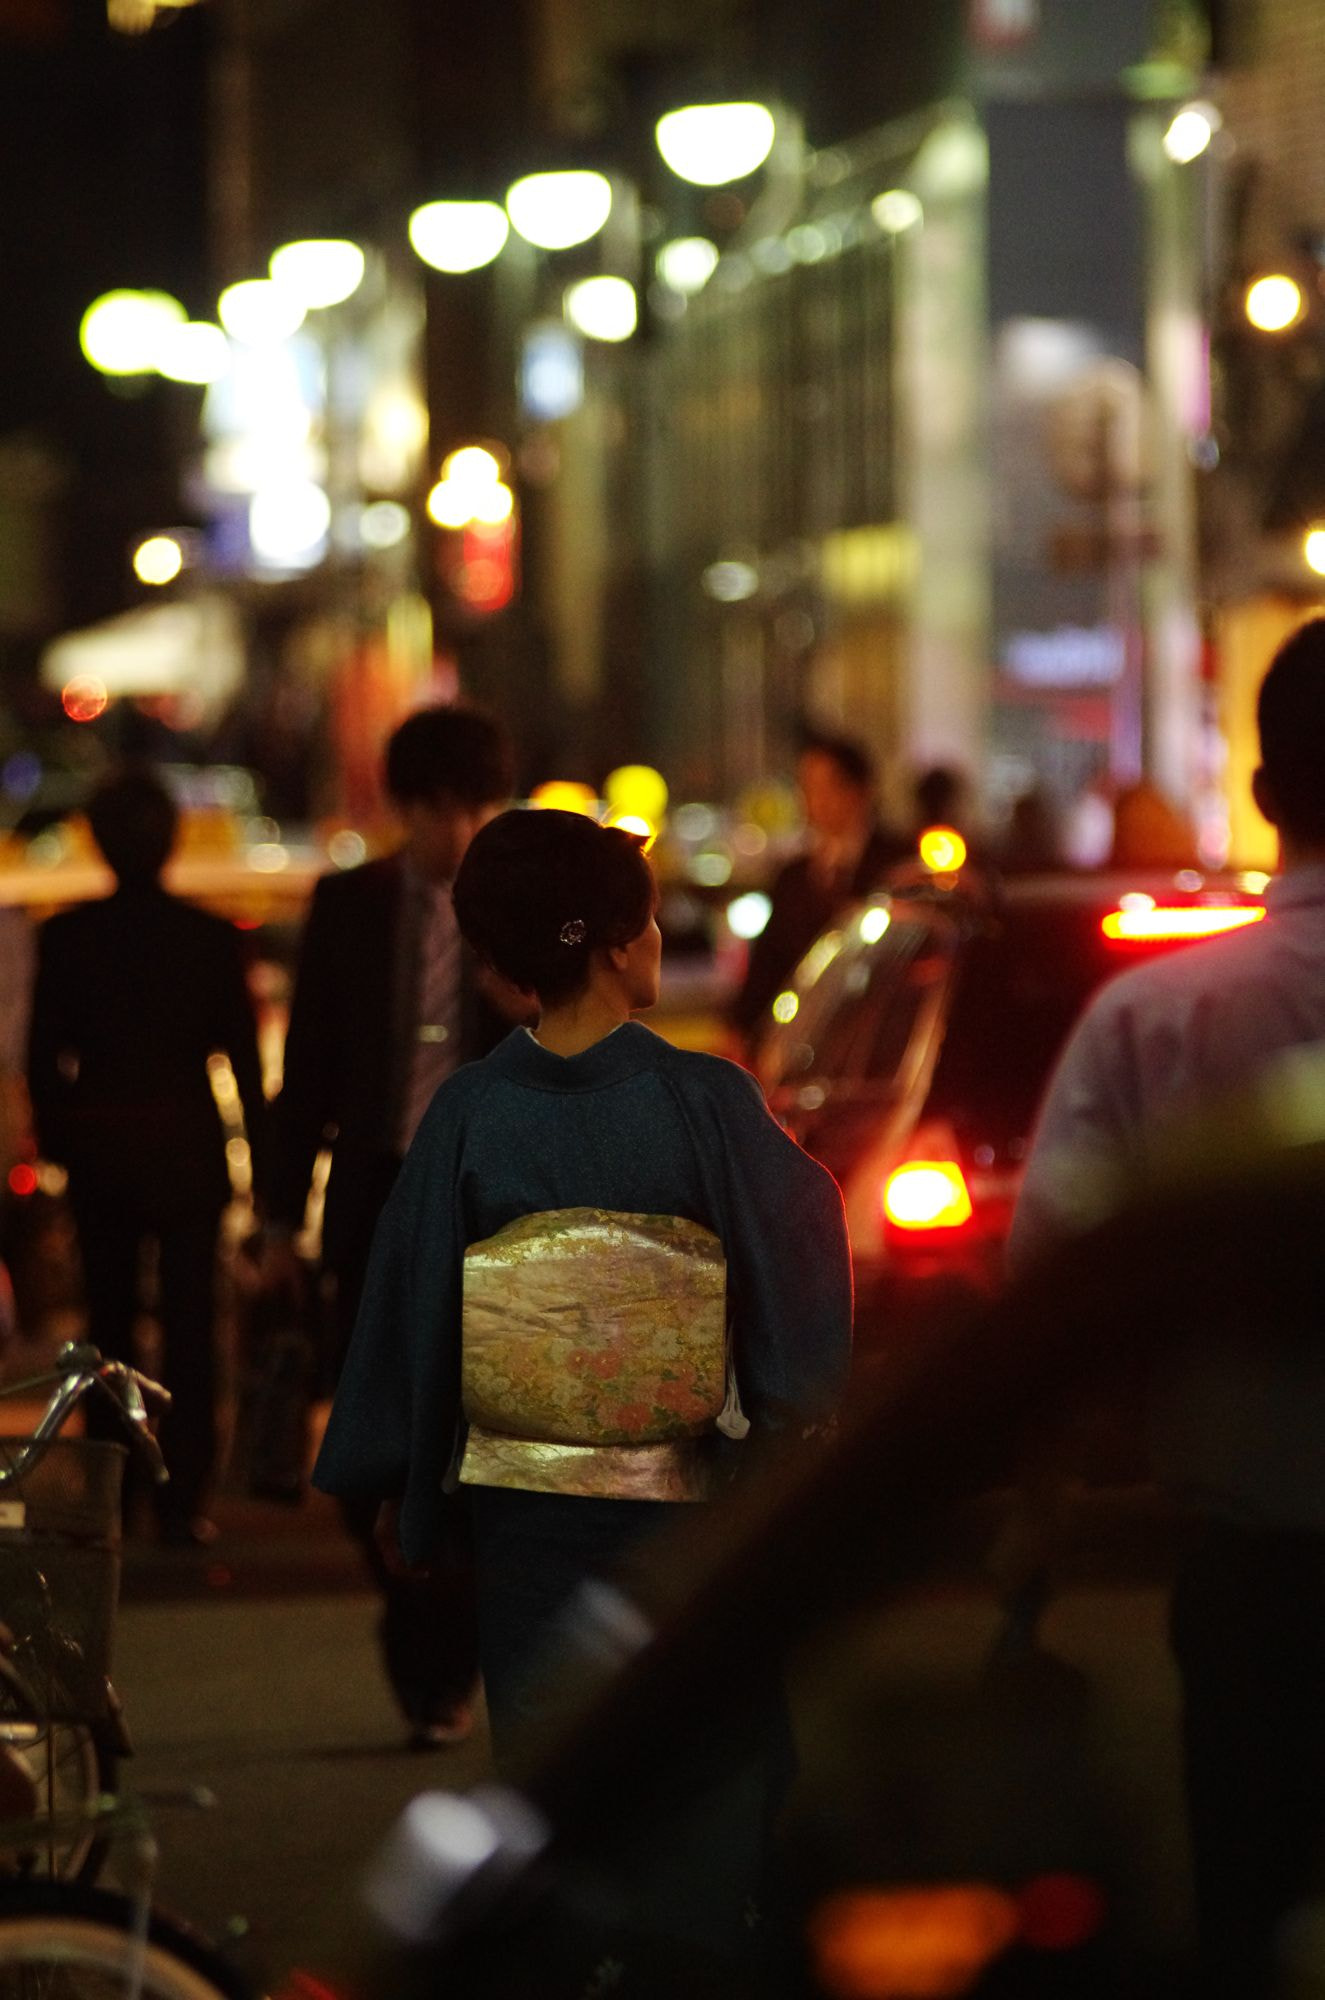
[
  {"x1": 1102, "y1": 905, "x2": 1265, "y2": 943},
  {"x1": 882, "y1": 1160, "x2": 973, "y2": 1230},
  {"x1": 61, "y1": 676, "x2": 109, "y2": 724},
  {"x1": 7, "y1": 1164, "x2": 37, "y2": 1199},
  {"x1": 455, "y1": 522, "x2": 516, "y2": 613}
]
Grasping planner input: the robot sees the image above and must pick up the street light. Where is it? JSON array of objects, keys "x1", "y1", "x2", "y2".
[
  {"x1": 219, "y1": 279, "x2": 307, "y2": 344},
  {"x1": 132, "y1": 535, "x2": 184, "y2": 586},
  {"x1": 1163, "y1": 102, "x2": 1221, "y2": 164},
  {"x1": 654, "y1": 103, "x2": 776, "y2": 186},
  {"x1": 155, "y1": 321, "x2": 230, "y2": 385},
  {"x1": 655, "y1": 238, "x2": 720, "y2": 295},
  {"x1": 79, "y1": 290, "x2": 186, "y2": 375},
  {"x1": 409, "y1": 201, "x2": 509, "y2": 273},
  {"x1": 269, "y1": 239, "x2": 366, "y2": 310},
  {"x1": 1305, "y1": 527, "x2": 1325, "y2": 577},
  {"x1": 564, "y1": 276, "x2": 637, "y2": 343},
  {"x1": 1245, "y1": 274, "x2": 1303, "y2": 333},
  {"x1": 871, "y1": 189, "x2": 923, "y2": 234},
  {"x1": 505, "y1": 172, "x2": 612, "y2": 251}
]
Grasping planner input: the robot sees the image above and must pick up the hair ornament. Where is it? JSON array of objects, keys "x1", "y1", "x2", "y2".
[{"x1": 558, "y1": 918, "x2": 588, "y2": 947}]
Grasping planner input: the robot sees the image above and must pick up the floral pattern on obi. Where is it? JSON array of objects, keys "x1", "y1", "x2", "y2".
[{"x1": 461, "y1": 1208, "x2": 727, "y2": 1446}]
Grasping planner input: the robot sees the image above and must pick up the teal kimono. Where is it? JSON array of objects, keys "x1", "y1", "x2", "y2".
[{"x1": 314, "y1": 1022, "x2": 852, "y2": 1566}]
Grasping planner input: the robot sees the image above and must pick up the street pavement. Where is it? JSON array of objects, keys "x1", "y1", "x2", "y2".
[{"x1": 102, "y1": 1484, "x2": 1195, "y2": 1994}]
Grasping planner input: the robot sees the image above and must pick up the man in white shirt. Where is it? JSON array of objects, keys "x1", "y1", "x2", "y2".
[{"x1": 1009, "y1": 617, "x2": 1325, "y2": 1995}]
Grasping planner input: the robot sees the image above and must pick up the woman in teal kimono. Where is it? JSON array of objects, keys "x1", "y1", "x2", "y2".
[{"x1": 314, "y1": 807, "x2": 852, "y2": 1971}]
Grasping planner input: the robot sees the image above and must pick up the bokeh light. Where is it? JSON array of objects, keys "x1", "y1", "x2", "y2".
[
  {"x1": 506, "y1": 171, "x2": 612, "y2": 251},
  {"x1": 1245, "y1": 274, "x2": 1303, "y2": 333},
  {"x1": 530, "y1": 782, "x2": 599, "y2": 816},
  {"x1": 219, "y1": 279, "x2": 307, "y2": 344},
  {"x1": 62, "y1": 676, "x2": 110, "y2": 724},
  {"x1": 268, "y1": 239, "x2": 365, "y2": 309},
  {"x1": 871, "y1": 189, "x2": 923, "y2": 233},
  {"x1": 80, "y1": 290, "x2": 186, "y2": 375},
  {"x1": 564, "y1": 277, "x2": 637, "y2": 343},
  {"x1": 133, "y1": 535, "x2": 184, "y2": 586},
  {"x1": 409, "y1": 201, "x2": 509, "y2": 273},
  {"x1": 655, "y1": 103, "x2": 776, "y2": 186}
]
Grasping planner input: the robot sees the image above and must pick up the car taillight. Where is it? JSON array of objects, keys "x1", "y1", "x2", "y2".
[
  {"x1": 1101, "y1": 905, "x2": 1265, "y2": 943},
  {"x1": 882, "y1": 1159, "x2": 973, "y2": 1230}
]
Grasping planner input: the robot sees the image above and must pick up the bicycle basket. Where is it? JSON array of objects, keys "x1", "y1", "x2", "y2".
[{"x1": 0, "y1": 1439, "x2": 126, "y2": 1723}]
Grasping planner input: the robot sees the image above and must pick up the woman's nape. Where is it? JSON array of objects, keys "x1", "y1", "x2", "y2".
[{"x1": 533, "y1": 912, "x2": 662, "y2": 1058}]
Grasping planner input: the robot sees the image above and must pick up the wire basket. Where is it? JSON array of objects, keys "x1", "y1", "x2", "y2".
[{"x1": 0, "y1": 1439, "x2": 127, "y2": 1723}]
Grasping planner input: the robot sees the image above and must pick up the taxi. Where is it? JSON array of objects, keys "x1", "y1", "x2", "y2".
[{"x1": 752, "y1": 863, "x2": 1271, "y2": 1347}]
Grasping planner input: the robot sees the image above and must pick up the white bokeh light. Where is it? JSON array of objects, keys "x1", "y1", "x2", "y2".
[
  {"x1": 409, "y1": 201, "x2": 510, "y2": 273},
  {"x1": 506, "y1": 172, "x2": 612, "y2": 251},
  {"x1": 655, "y1": 104, "x2": 776, "y2": 186}
]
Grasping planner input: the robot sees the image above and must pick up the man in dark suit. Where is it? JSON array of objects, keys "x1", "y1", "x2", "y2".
[
  {"x1": 267, "y1": 702, "x2": 517, "y2": 1745},
  {"x1": 27, "y1": 768, "x2": 268, "y2": 1544},
  {"x1": 732, "y1": 731, "x2": 909, "y2": 1047}
]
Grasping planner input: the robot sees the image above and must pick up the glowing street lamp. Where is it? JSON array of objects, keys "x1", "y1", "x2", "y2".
[
  {"x1": 426, "y1": 445, "x2": 513, "y2": 530},
  {"x1": 506, "y1": 171, "x2": 612, "y2": 251},
  {"x1": 564, "y1": 276, "x2": 637, "y2": 343},
  {"x1": 1163, "y1": 102, "x2": 1221, "y2": 163},
  {"x1": 132, "y1": 535, "x2": 184, "y2": 586},
  {"x1": 871, "y1": 189, "x2": 923, "y2": 234},
  {"x1": 219, "y1": 279, "x2": 307, "y2": 344},
  {"x1": 155, "y1": 320, "x2": 230, "y2": 385},
  {"x1": 654, "y1": 103, "x2": 776, "y2": 186},
  {"x1": 268, "y1": 239, "x2": 365, "y2": 310},
  {"x1": 80, "y1": 290, "x2": 186, "y2": 376},
  {"x1": 409, "y1": 201, "x2": 509, "y2": 273},
  {"x1": 1245, "y1": 274, "x2": 1303, "y2": 333},
  {"x1": 655, "y1": 238, "x2": 720, "y2": 295}
]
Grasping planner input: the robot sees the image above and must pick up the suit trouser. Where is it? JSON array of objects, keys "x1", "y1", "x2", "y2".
[
  {"x1": 330, "y1": 1154, "x2": 479, "y2": 1724},
  {"x1": 1171, "y1": 1520, "x2": 1325, "y2": 1998},
  {"x1": 71, "y1": 1190, "x2": 222, "y2": 1525}
]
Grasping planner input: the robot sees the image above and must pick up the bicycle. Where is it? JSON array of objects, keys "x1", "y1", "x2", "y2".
[{"x1": 0, "y1": 1344, "x2": 170, "y2": 1883}]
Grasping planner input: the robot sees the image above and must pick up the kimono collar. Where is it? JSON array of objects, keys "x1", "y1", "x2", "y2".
[{"x1": 488, "y1": 1020, "x2": 667, "y2": 1092}]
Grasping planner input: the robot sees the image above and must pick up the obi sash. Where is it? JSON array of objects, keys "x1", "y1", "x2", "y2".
[{"x1": 458, "y1": 1208, "x2": 729, "y2": 1502}]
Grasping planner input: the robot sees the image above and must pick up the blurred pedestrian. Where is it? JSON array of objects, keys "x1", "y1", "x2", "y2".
[
  {"x1": 732, "y1": 730, "x2": 907, "y2": 1046},
  {"x1": 315, "y1": 807, "x2": 852, "y2": 1977},
  {"x1": 26, "y1": 767, "x2": 268, "y2": 1543},
  {"x1": 998, "y1": 787, "x2": 1063, "y2": 874},
  {"x1": 267, "y1": 702, "x2": 518, "y2": 1748},
  {"x1": 1108, "y1": 778, "x2": 1198, "y2": 870},
  {"x1": 1009, "y1": 617, "x2": 1325, "y2": 1996}
]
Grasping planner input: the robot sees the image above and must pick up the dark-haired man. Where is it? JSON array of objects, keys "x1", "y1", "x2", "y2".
[
  {"x1": 732, "y1": 732, "x2": 908, "y2": 1046},
  {"x1": 27, "y1": 768, "x2": 268, "y2": 1543},
  {"x1": 1010, "y1": 617, "x2": 1325, "y2": 1994},
  {"x1": 269, "y1": 702, "x2": 518, "y2": 1745}
]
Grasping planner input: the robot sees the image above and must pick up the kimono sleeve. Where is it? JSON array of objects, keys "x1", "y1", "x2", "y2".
[
  {"x1": 684, "y1": 1063, "x2": 853, "y2": 1430},
  {"x1": 312, "y1": 1084, "x2": 470, "y2": 1564}
]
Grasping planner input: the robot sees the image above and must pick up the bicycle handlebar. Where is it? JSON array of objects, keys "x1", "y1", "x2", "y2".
[{"x1": 0, "y1": 1344, "x2": 172, "y2": 1489}]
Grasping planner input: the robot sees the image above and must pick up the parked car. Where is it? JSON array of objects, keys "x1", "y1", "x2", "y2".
[{"x1": 752, "y1": 866, "x2": 1270, "y2": 1346}]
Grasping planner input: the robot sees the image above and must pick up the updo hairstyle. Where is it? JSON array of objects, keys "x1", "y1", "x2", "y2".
[{"x1": 453, "y1": 808, "x2": 655, "y2": 1005}]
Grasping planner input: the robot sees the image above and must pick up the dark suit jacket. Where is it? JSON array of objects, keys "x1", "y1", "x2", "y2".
[
  {"x1": 269, "y1": 852, "x2": 507, "y2": 1271},
  {"x1": 27, "y1": 882, "x2": 267, "y2": 1217},
  {"x1": 731, "y1": 824, "x2": 911, "y2": 1037}
]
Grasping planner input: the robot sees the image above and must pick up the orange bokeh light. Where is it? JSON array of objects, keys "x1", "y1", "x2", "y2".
[{"x1": 61, "y1": 676, "x2": 110, "y2": 724}]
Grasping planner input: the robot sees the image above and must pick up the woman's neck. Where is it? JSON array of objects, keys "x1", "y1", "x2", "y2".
[{"x1": 533, "y1": 987, "x2": 630, "y2": 1058}]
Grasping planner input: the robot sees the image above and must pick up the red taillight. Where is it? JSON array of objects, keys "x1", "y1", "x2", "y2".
[
  {"x1": 6, "y1": 1164, "x2": 36, "y2": 1199},
  {"x1": 1102, "y1": 905, "x2": 1265, "y2": 943},
  {"x1": 882, "y1": 1159, "x2": 974, "y2": 1231}
]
